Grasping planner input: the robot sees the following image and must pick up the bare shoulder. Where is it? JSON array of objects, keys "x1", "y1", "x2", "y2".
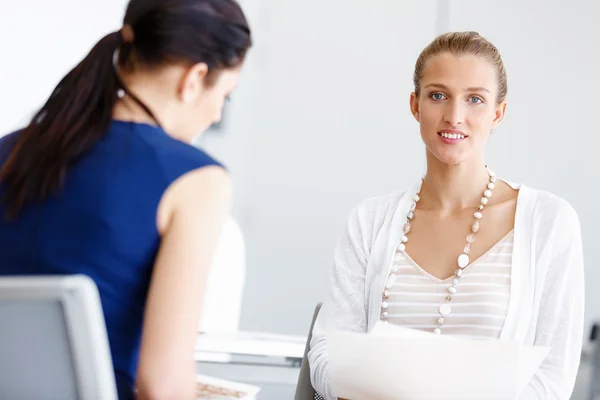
[
  {"x1": 157, "y1": 166, "x2": 232, "y2": 234},
  {"x1": 172, "y1": 165, "x2": 231, "y2": 193}
]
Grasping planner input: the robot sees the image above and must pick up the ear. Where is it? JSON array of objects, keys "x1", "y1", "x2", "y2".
[
  {"x1": 491, "y1": 101, "x2": 507, "y2": 129},
  {"x1": 178, "y1": 62, "x2": 209, "y2": 103},
  {"x1": 409, "y1": 92, "x2": 420, "y2": 122}
]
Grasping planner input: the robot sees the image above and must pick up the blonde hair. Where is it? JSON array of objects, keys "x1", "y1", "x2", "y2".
[{"x1": 413, "y1": 31, "x2": 507, "y2": 103}]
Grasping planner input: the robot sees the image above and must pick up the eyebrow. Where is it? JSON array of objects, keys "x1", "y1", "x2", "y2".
[{"x1": 424, "y1": 83, "x2": 491, "y2": 94}]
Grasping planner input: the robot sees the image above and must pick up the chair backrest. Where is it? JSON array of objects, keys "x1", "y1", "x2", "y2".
[
  {"x1": 0, "y1": 274, "x2": 118, "y2": 400},
  {"x1": 294, "y1": 303, "x2": 323, "y2": 400},
  {"x1": 591, "y1": 323, "x2": 600, "y2": 400}
]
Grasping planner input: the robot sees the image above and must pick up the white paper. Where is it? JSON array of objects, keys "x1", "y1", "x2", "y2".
[
  {"x1": 329, "y1": 323, "x2": 549, "y2": 400},
  {"x1": 195, "y1": 374, "x2": 260, "y2": 400}
]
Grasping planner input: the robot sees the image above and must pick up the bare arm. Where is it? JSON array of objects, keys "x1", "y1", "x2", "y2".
[{"x1": 135, "y1": 166, "x2": 232, "y2": 400}]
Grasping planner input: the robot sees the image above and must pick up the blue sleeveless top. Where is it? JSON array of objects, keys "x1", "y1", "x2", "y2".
[{"x1": 0, "y1": 121, "x2": 223, "y2": 399}]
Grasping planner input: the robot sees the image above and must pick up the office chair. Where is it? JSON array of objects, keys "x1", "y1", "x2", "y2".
[
  {"x1": 0, "y1": 274, "x2": 118, "y2": 400},
  {"x1": 294, "y1": 303, "x2": 324, "y2": 400},
  {"x1": 591, "y1": 323, "x2": 599, "y2": 400}
]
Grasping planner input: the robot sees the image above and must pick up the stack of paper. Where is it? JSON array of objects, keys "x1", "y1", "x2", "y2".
[
  {"x1": 328, "y1": 323, "x2": 549, "y2": 400},
  {"x1": 195, "y1": 374, "x2": 260, "y2": 400}
]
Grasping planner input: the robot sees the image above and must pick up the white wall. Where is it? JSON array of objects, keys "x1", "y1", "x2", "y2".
[
  {"x1": 1, "y1": 0, "x2": 598, "y2": 339},
  {"x1": 231, "y1": 0, "x2": 600, "y2": 337},
  {"x1": 445, "y1": 0, "x2": 600, "y2": 340},
  {"x1": 0, "y1": 0, "x2": 128, "y2": 134},
  {"x1": 235, "y1": 0, "x2": 440, "y2": 334}
]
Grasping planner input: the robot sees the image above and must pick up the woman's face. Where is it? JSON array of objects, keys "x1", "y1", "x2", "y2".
[
  {"x1": 410, "y1": 53, "x2": 506, "y2": 166},
  {"x1": 192, "y1": 67, "x2": 242, "y2": 135},
  {"x1": 174, "y1": 64, "x2": 242, "y2": 142}
]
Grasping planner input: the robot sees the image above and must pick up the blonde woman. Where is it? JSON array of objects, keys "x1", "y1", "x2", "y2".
[{"x1": 309, "y1": 31, "x2": 584, "y2": 400}]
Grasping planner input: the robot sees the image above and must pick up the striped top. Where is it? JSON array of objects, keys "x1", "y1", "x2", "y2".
[{"x1": 381, "y1": 230, "x2": 514, "y2": 340}]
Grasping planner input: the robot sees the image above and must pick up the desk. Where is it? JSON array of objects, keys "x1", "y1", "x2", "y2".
[
  {"x1": 194, "y1": 331, "x2": 305, "y2": 399},
  {"x1": 196, "y1": 360, "x2": 299, "y2": 399}
]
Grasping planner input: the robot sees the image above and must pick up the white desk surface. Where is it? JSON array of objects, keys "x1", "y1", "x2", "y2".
[{"x1": 195, "y1": 331, "x2": 306, "y2": 361}]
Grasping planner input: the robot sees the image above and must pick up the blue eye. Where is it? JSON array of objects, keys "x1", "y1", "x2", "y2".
[
  {"x1": 431, "y1": 93, "x2": 446, "y2": 101},
  {"x1": 469, "y1": 96, "x2": 483, "y2": 104}
]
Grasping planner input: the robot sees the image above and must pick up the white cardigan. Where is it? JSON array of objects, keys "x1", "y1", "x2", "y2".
[{"x1": 308, "y1": 180, "x2": 585, "y2": 400}]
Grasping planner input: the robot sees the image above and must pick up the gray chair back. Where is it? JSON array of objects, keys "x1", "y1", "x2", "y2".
[
  {"x1": 591, "y1": 323, "x2": 600, "y2": 400},
  {"x1": 0, "y1": 275, "x2": 118, "y2": 400},
  {"x1": 294, "y1": 303, "x2": 323, "y2": 400}
]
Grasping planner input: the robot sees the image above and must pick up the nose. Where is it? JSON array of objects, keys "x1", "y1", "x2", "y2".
[{"x1": 443, "y1": 100, "x2": 465, "y2": 127}]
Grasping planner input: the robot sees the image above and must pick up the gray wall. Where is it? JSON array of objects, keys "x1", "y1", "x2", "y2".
[
  {"x1": 222, "y1": 0, "x2": 600, "y2": 337},
  {"x1": 0, "y1": 0, "x2": 598, "y2": 339}
]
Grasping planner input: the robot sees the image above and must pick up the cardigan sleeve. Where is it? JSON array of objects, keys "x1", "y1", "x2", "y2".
[
  {"x1": 308, "y1": 205, "x2": 371, "y2": 400},
  {"x1": 519, "y1": 203, "x2": 585, "y2": 400}
]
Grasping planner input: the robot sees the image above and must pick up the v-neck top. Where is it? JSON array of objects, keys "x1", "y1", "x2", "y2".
[
  {"x1": 381, "y1": 230, "x2": 514, "y2": 340},
  {"x1": 309, "y1": 181, "x2": 585, "y2": 400}
]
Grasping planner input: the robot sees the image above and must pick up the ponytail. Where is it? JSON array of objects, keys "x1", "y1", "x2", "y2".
[
  {"x1": 1, "y1": 0, "x2": 252, "y2": 219},
  {"x1": 1, "y1": 31, "x2": 125, "y2": 217}
]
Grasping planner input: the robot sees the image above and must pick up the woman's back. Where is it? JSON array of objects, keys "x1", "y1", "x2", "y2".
[
  {"x1": 0, "y1": 1, "x2": 251, "y2": 398},
  {"x1": 0, "y1": 121, "x2": 221, "y2": 397}
]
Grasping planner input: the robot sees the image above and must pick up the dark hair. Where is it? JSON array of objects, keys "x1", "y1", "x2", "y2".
[{"x1": 0, "y1": 0, "x2": 251, "y2": 217}]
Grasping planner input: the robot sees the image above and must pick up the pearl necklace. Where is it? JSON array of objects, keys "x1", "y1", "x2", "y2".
[{"x1": 380, "y1": 167, "x2": 497, "y2": 335}]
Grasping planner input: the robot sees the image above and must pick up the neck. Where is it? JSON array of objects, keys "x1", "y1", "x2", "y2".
[
  {"x1": 112, "y1": 72, "x2": 184, "y2": 140},
  {"x1": 419, "y1": 150, "x2": 491, "y2": 214}
]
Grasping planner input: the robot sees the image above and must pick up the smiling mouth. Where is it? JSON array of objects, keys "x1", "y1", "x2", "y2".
[{"x1": 438, "y1": 131, "x2": 467, "y2": 140}]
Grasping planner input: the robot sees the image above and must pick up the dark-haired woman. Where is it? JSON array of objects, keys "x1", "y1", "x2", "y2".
[{"x1": 0, "y1": 1, "x2": 251, "y2": 399}]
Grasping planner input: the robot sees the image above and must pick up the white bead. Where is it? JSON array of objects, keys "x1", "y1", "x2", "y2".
[
  {"x1": 414, "y1": 194, "x2": 420, "y2": 202},
  {"x1": 410, "y1": 203, "x2": 416, "y2": 211},
  {"x1": 434, "y1": 328, "x2": 441, "y2": 335},
  {"x1": 484, "y1": 190, "x2": 492, "y2": 198},
  {"x1": 407, "y1": 211, "x2": 415, "y2": 220},
  {"x1": 448, "y1": 286, "x2": 457, "y2": 294},
  {"x1": 455, "y1": 269, "x2": 463, "y2": 278},
  {"x1": 474, "y1": 212, "x2": 482, "y2": 219},
  {"x1": 383, "y1": 290, "x2": 389, "y2": 298},
  {"x1": 458, "y1": 253, "x2": 469, "y2": 268},
  {"x1": 397, "y1": 243, "x2": 406, "y2": 252},
  {"x1": 403, "y1": 223, "x2": 411, "y2": 234},
  {"x1": 382, "y1": 311, "x2": 388, "y2": 318},
  {"x1": 385, "y1": 274, "x2": 397, "y2": 288},
  {"x1": 439, "y1": 304, "x2": 452, "y2": 316},
  {"x1": 488, "y1": 182, "x2": 495, "y2": 190},
  {"x1": 437, "y1": 318, "x2": 445, "y2": 325},
  {"x1": 463, "y1": 243, "x2": 471, "y2": 254},
  {"x1": 481, "y1": 197, "x2": 488, "y2": 205},
  {"x1": 452, "y1": 279, "x2": 458, "y2": 286},
  {"x1": 490, "y1": 175, "x2": 497, "y2": 183},
  {"x1": 467, "y1": 233, "x2": 476, "y2": 243},
  {"x1": 401, "y1": 235, "x2": 408, "y2": 243},
  {"x1": 381, "y1": 301, "x2": 389, "y2": 309},
  {"x1": 472, "y1": 221, "x2": 480, "y2": 233}
]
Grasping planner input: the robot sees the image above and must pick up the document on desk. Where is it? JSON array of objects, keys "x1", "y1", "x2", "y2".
[
  {"x1": 328, "y1": 323, "x2": 549, "y2": 400},
  {"x1": 195, "y1": 374, "x2": 260, "y2": 400}
]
